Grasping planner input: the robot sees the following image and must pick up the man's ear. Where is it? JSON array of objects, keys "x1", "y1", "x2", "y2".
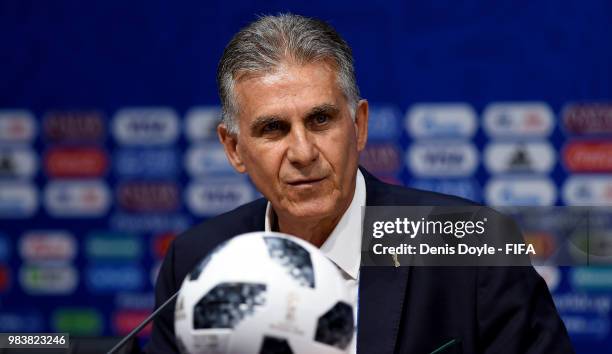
[
  {"x1": 355, "y1": 99, "x2": 369, "y2": 152},
  {"x1": 217, "y1": 123, "x2": 247, "y2": 174}
]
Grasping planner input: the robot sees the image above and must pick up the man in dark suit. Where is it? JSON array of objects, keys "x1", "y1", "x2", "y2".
[{"x1": 147, "y1": 14, "x2": 574, "y2": 353}]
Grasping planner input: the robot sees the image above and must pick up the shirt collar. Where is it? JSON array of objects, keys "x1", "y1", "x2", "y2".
[{"x1": 265, "y1": 169, "x2": 366, "y2": 280}]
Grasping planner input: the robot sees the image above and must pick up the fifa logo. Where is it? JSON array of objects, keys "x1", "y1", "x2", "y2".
[
  {"x1": 285, "y1": 292, "x2": 299, "y2": 323},
  {"x1": 270, "y1": 292, "x2": 304, "y2": 335}
]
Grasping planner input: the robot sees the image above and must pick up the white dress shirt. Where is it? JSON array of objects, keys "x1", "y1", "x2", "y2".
[{"x1": 265, "y1": 170, "x2": 366, "y2": 354}]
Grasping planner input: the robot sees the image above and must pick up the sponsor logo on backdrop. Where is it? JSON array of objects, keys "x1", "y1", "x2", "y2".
[
  {"x1": 0, "y1": 234, "x2": 9, "y2": 260},
  {"x1": 0, "y1": 147, "x2": 37, "y2": 178},
  {"x1": 359, "y1": 143, "x2": 401, "y2": 175},
  {"x1": 554, "y1": 293, "x2": 611, "y2": 314},
  {"x1": 563, "y1": 141, "x2": 612, "y2": 172},
  {"x1": 152, "y1": 232, "x2": 176, "y2": 259},
  {"x1": 406, "y1": 103, "x2": 476, "y2": 138},
  {"x1": 563, "y1": 103, "x2": 612, "y2": 135},
  {"x1": 0, "y1": 181, "x2": 38, "y2": 218},
  {"x1": 185, "y1": 143, "x2": 235, "y2": 176},
  {"x1": 0, "y1": 110, "x2": 36, "y2": 142},
  {"x1": 555, "y1": 293, "x2": 611, "y2": 338},
  {"x1": 0, "y1": 312, "x2": 44, "y2": 332},
  {"x1": 534, "y1": 266, "x2": 560, "y2": 292},
  {"x1": 563, "y1": 175, "x2": 612, "y2": 206},
  {"x1": 561, "y1": 315, "x2": 610, "y2": 338},
  {"x1": 485, "y1": 178, "x2": 557, "y2": 206},
  {"x1": 110, "y1": 213, "x2": 191, "y2": 233},
  {"x1": 184, "y1": 106, "x2": 222, "y2": 141},
  {"x1": 570, "y1": 267, "x2": 612, "y2": 291},
  {"x1": 86, "y1": 264, "x2": 143, "y2": 292},
  {"x1": 524, "y1": 232, "x2": 556, "y2": 261},
  {"x1": 113, "y1": 311, "x2": 152, "y2": 337},
  {"x1": 483, "y1": 102, "x2": 554, "y2": 137},
  {"x1": 484, "y1": 142, "x2": 556, "y2": 174},
  {"x1": 568, "y1": 230, "x2": 612, "y2": 265},
  {"x1": 367, "y1": 105, "x2": 401, "y2": 140},
  {"x1": 85, "y1": 232, "x2": 142, "y2": 260},
  {"x1": 113, "y1": 108, "x2": 179, "y2": 145},
  {"x1": 43, "y1": 111, "x2": 104, "y2": 142},
  {"x1": 52, "y1": 308, "x2": 103, "y2": 335},
  {"x1": 407, "y1": 142, "x2": 478, "y2": 177},
  {"x1": 114, "y1": 148, "x2": 178, "y2": 177},
  {"x1": 20, "y1": 264, "x2": 78, "y2": 294},
  {"x1": 115, "y1": 292, "x2": 155, "y2": 310},
  {"x1": 44, "y1": 180, "x2": 110, "y2": 217},
  {"x1": 117, "y1": 181, "x2": 179, "y2": 212},
  {"x1": 0, "y1": 265, "x2": 10, "y2": 293},
  {"x1": 19, "y1": 230, "x2": 76, "y2": 262},
  {"x1": 186, "y1": 179, "x2": 255, "y2": 216},
  {"x1": 44, "y1": 147, "x2": 107, "y2": 178},
  {"x1": 410, "y1": 179, "x2": 481, "y2": 202}
]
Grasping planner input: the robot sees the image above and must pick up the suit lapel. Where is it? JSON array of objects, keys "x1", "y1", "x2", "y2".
[
  {"x1": 357, "y1": 169, "x2": 412, "y2": 354},
  {"x1": 357, "y1": 266, "x2": 411, "y2": 354}
]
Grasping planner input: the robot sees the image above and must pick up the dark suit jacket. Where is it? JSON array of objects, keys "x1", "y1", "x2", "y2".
[{"x1": 146, "y1": 169, "x2": 574, "y2": 354}]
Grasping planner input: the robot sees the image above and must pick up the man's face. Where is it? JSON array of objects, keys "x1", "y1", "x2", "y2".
[{"x1": 218, "y1": 61, "x2": 368, "y2": 222}]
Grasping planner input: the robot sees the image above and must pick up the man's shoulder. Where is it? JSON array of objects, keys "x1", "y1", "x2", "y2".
[
  {"x1": 362, "y1": 169, "x2": 479, "y2": 207},
  {"x1": 172, "y1": 197, "x2": 267, "y2": 261}
]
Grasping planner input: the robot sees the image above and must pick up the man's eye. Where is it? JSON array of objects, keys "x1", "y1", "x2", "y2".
[
  {"x1": 262, "y1": 121, "x2": 280, "y2": 132},
  {"x1": 313, "y1": 114, "x2": 329, "y2": 125}
]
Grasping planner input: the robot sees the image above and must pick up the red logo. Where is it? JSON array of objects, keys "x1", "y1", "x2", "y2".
[
  {"x1": 359, "y1": 144, "x2": 401, "y2": 174},
  {"x1": 0, "y1": 266, "x2": 10, "y2": 292},
  {"x1": 152, "y1": 232, "x2": 176, "y2": 259},
  {"x1": 20, "y1": 231, "x2": 76, "y2": 261},
  {"x1": 0, "y1": 111, "x2": 36, "y2": 142},
  {"x1": 45, "y1": 147, "x2": 108, "y2": 178},
  {"x1": 524, "y1": 232, "x2": 556, "y2": 261},
  {"x1": 563, "y1": 103, "x2": 612, "y2": 135},
  {"x1": 563, "y1": 141, "x2": 612, "y2": 172},
  {"x1": 44, "y1": 111, "x2": 105, "y2": 142},
  {"x1": 525, "y1": 112, "x2": 546, "y2": 129},
  {"x1": 113, "y1": 311, "x2": 152, "y2": 337},
  {"x1": 117, "y1": 181, "x2": 179, "y2": 212}
]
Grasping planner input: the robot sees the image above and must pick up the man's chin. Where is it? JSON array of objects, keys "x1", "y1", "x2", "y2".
[{"x1": 281, "y1": 198, "x2": 339, "y2": 220}]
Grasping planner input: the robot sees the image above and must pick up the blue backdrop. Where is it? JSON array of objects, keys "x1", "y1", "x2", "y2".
[{"x1": 1, "y1": 1, "x2": 611, "y2": 352}]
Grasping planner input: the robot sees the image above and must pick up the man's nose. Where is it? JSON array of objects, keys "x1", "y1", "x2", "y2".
[{"x1": 286, "y1": 127, "x2": 319, "y2": 166}]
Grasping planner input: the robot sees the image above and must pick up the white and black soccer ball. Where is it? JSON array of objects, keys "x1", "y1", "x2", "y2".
[{"x1": 174, "y1": 232, "x2": 355, "y2": 354}]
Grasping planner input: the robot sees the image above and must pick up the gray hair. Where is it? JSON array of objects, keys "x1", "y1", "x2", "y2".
[{"x1": 217, "y1": 13, "x2": 360, "y2": 134}]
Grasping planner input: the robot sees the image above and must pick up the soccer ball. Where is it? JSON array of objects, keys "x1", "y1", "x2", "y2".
[{"x1": 174, "y1": 232, "x2": 355, "y2": 354}]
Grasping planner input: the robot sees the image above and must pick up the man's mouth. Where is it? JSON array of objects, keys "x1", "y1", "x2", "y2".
[{"x1": 286, "y1": 177, "x2": 326, "y2": 187}]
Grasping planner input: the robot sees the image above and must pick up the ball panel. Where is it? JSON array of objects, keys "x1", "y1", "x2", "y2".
[
  {"x1": 314, "y1": 301, "x2": 354, "y2": 350},
  {"x1": 264, "y1": 236, "x2": 315, "y2": 288},
  {"x1": 193, "y1": 282, "x2": 266, "y2": 329},
  {"x1": 176, "y1": 232, "x2": 355, "y2": 354},
  {"x1": 259, "y1": 336, "x2": 294, "y2": 354}
]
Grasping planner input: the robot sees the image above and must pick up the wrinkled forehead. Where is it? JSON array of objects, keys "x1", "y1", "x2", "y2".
[
  {"x1": 232, "y1": 60, "x2": 347, "y2": 122},
  {"x1": 234, "y1": 55, "x2": 340, "y2": 82}
]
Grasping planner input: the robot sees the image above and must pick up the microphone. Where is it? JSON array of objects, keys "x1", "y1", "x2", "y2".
[{"x1": 106, "y1": 291, "x2": 179, "y2": 354}]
